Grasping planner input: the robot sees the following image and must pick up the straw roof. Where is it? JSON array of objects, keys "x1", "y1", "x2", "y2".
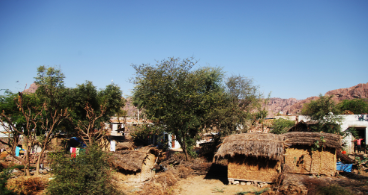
[
  {"x1": 215, "y1": 133, "x2": 285, "y2": 161},
  {"x1": 111, "y1": 146, "x2": 159, "y2": 172},
  {"x1": 284, "y1": 132, "x2": 341, "y2": 149}
]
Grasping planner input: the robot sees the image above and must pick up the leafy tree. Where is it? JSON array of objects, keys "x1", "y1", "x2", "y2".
[
  {"x1": 46, "y1": 145, "x2": 123, "y2": 195},
  {"x1": 301, "y1": 95, "x2": 342, "y2": 134},
  {"x1": 131, "y1": 57, "x2": 224, "y2": 159},
  {"x1": 69, "y1": 81, "x2": 125, "y2": 146},
  {"x1": 337, "y1": 99, "x2": 368, "y2": 114},
  {"x1": 207, "y1": 75, "x2": 262, "y2": 136},
  {"x1": 270, "y1": 118, "x2": 295, "y2": 134}
]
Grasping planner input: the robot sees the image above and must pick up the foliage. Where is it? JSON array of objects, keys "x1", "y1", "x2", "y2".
[
  {"x1": 301, "y1": 95, "x2": 342, "y2": 134},
  {"x1": 355, "y1": 156, "x2": 368, "y2": 174},
  {"x1": 344, "y1": 127, "x2": 359, "y2": 139},
  {"x1": 47, "y1": 145, "x2": 123, "y2": 195},
  {"x1": 337, "y1": 99, "x2": 368, "y2": 114},
  {"x1": 0, "y1": 168, "x2": 15, "y2": 195},
  {"x1": 208, "y1": 75, "x2": 262, "y2": 136},
  {"x1": 312, "y1": 136, "x2": 326, "y2": 151},
  {"x1": 270, "y1": 118, "x2": 295, "y2": 134},
  {"x1": 131, "y1": 57, "x2": 225, "y2": 159}
]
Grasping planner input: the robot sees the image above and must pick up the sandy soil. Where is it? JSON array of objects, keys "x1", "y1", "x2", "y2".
[{"x1": 173, "y1": 175, "x2": 268, "y2": 195}]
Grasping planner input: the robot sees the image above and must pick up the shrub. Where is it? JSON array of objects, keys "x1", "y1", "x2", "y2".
[
  {"x1": 6, "y1": 176, "x2": 47, "y2": 195},
  {"x1": 270, "y1": 118, "x2": 295, "y2": 134},
  {"x1": 46, "y1": 144, "x2": 124, "y2": 195},
  {"x1": 0, "y1": 168, "x2": 15, "y2": 195}
]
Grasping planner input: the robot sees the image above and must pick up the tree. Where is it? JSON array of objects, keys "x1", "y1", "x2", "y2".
[
  {"x1": 301, "y1": 95, "x2": 342, "y2": 134},
  {"x1": 131, "y1": 57, "x2": 224, "y2": 159},
  {"x1": 337, "y1": 99, "x2": 368, "y2": 114},
  {"x1": 69, "y1": 82, "x2": 125, "y2": 146},
  {"x1": 0, "y1": 92, "x2": 42, "y2": 176},
  {"x1": 206, "y1": 75, "x2": 262, "y2": 136},
  {"x1": 270, "y1": 118, "x2": 295, "y2": 134}
]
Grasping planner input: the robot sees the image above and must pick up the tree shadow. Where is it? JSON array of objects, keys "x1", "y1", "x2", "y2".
[{"x1": 204, "y1": 163, "x2": 228, "y2": 185}]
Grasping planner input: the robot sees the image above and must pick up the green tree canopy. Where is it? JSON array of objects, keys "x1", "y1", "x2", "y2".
[
  {"x1": 301, "y1": 95, "x2": 342, "y2": 134},
  {"x1": 131, "y1": 57, "x2": 225, "y2": 159},
  {"x1": 206, "y1": 75, "x2": 262, "y2": 136},
  {"x1": 270, "y1": 118, "x2": 295, "y2": 134},
  {"x1": 337, "y1": 99, "x2": 368, "y2": 114}
]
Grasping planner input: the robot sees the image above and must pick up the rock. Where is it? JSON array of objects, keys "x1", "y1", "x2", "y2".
[
  {"x1": 233, "y1": 180, "x2": 239, "y2": 185},
  {"x1": 265, "y1": 82, "x2": 368, "y2": 117},
  {"x1": 240, "y1": 182, "x2": 245, "y2": 185},
  {"x1": 246, "y1": 182, "x2": 251, "y2": 185}
]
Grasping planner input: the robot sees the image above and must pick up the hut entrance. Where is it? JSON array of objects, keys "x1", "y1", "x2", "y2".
[{"x1": 355, "y1": 127, "x2": 366, "y2": 141}]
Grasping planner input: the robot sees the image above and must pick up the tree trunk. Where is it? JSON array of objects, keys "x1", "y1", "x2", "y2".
[{"x1": 24, "y1": 150, "x2": 31, "y2": 176}]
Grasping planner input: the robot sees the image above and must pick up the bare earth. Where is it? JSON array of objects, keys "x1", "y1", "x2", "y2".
[{"x1": 173, "y1": 175, "x2": 267, "y2": 195}]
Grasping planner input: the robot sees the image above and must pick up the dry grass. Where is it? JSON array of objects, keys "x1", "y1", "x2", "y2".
[
  {"x1": 155, "y1": 170, "x2": 178, "y2": 187},
  {"x1": 6, "y1": 176, "x2": 49, "y2": 195},
  {"x1": 284, "y1": 132, "x2": 341, "y2": 149}
]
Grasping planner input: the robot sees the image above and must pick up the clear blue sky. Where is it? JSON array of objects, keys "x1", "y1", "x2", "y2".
[{"x1": 1, "y1": 0, "x2": 367, "y2": 99}]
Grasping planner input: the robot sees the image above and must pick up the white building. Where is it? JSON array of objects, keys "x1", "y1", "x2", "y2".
[{"x1": 298, "y1": 114, "x2": 368, "y2": 153}]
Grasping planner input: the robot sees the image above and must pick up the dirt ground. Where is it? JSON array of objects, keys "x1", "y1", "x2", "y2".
[
  {"x1": 173, "y1": 175, "x2": 268, "y2": 195},
  {"x1": 117, "y1": 174, "x2": 269, "y2": 195}
]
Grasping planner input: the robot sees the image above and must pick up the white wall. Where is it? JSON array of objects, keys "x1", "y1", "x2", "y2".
[
  {"x1": 0, "y1": 123, "x2": 9, "y2": 138},
  {"x1": 164, "y1": 132, "x2": 181, "y2": 149}
]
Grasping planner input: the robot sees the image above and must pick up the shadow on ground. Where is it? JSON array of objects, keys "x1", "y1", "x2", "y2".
[{"x1": 204, "y1": 163, "x2": 228, "y2": 185}]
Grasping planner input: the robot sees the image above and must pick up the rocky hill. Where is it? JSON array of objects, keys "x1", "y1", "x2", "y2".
[{"x1": 266, "y1": 82, "x2": 368, "y2": 117}]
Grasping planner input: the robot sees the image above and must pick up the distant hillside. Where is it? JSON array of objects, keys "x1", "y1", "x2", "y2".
[
  {"x1": 23, "y1": 83, "x2": 38, "y2": 94},
  {"x1": 266, "y1": 82, "x2": 368, "y2": 117}
]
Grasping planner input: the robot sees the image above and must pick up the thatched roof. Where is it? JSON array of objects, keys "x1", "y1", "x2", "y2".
[
  {"x1": 284, "y1": 132, "x2": 341, "y2": 149},
  {"x1": 215, "y1": 133, "x2": 285, "y2": 161},
  {"x1": 111, "y1": 146, "x2": 159, "y2": 172}
]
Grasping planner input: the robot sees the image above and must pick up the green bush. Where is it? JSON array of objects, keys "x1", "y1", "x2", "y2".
[
  {"x1": 0, "y1": 168, "x2": 16, "y2": 195},
  {"x1": 270, "y1": 118, "x2": 295, "y2": 134},
  {"x1": 46, "y1": 145, "x2": 123, "y2": 195}
]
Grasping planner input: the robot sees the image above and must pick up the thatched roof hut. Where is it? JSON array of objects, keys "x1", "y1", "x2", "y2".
[
  {"x1": 111, "y1": 146, "x2": 160, "y2": 182},
  {"x1": 215, "y1": 133, "x2": 285, "y2": 161},
  {"x1": 215, "y1": 133, "x2": 285, "y2": 184},
  {"x1": 283, "y1": 132, "x2": 341, "y2": 176}
]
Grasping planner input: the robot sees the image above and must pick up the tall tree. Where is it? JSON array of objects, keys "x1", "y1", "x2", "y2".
[
  {"x1": 207, "y1": 75, "x2": 262, "y2": 136},
  {"x1": 0, "y1": 92, "x2": 38, "y2": 176},
  {"x1": 301, "y1": 95, "x2": 342, "y2": 134},
  {"x1": 132, "y1": 57, "x2": 224, "y2": 159},
  {"x1": 69, "y1": 81, "x2": 125, "y2": 146}
]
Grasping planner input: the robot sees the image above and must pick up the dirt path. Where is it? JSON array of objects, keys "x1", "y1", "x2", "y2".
[{"x1": 173, "y1": 175, "x2": 269, "y2": 195}]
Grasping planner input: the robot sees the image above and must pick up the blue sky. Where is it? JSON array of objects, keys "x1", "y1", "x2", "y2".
[{"x1": 0, "y1": 0, "x2": 367, "y2": 99}]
